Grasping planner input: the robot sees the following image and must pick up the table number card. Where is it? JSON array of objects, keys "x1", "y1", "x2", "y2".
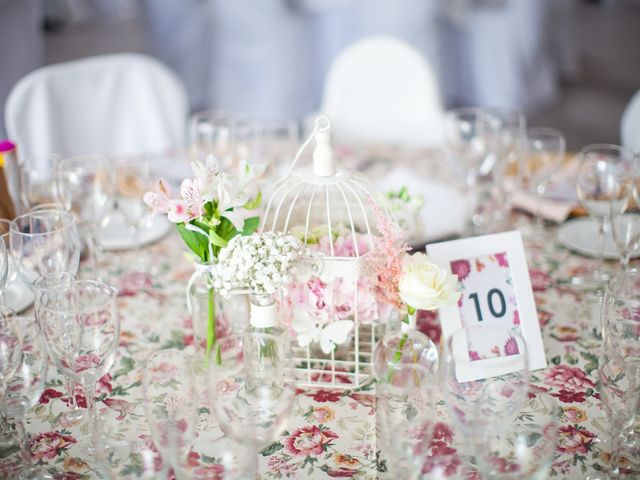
[{"x1": 427, "y1": 231, "x2": 547, "y2": 380}]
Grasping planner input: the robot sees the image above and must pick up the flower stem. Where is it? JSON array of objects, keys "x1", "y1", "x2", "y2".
[
  {"x1": 206, "y1": 287, "x2": 217, "y2": 363},
  {"x1": 384, "y1": 310, "x2": 414, "y2": 383}
]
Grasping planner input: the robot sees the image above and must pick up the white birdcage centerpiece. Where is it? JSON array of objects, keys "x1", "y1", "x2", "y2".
[{"x1": 262, "y1": 116, "x2": 392, "y2": 389}]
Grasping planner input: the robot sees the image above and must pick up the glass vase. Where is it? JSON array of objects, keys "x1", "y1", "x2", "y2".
[
  {"x1": 373, "y1": 309, "x2": 439, "y2": 385},
  {"x1": 243, "y1": 292, "x2": 290, "y2": 392}
]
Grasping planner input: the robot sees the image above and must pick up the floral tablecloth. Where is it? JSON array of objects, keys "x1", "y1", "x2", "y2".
[{"x1": 0, "y1": 141, "x2": 631, "y2": 479}]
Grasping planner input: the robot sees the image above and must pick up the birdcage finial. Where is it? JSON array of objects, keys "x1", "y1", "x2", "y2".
[{"x1": 312, "y1": 115, "x2": 335, "y2": 177}]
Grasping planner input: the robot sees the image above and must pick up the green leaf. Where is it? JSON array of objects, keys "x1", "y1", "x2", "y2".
[
  {"x1": 243, "y1": 190, "x2": 262, "y2": 211},
  {"x1": 177, "y1": 223, "x2": 208, "y2": 261},
  {"x1": 551, "y1": 356, "x2": 561, "y2": 365},
  {"x1": 526, "y1": 432, "x2": 542, "y2": 447},
  {"x1": 113, "y1": 356, "x2": 135, "y2": 380},
  {"x1": 208, "y1": 229, "x2": 229, "y2": 248},
  {"x1": 260, "y1": 442, "x2": 284, "y2": 457},
  {"x1": 242, "y1": 216, "x2": 260, "y2": 236}
]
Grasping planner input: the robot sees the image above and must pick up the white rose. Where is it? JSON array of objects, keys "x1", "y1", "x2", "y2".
[{"x1": 398, "y1": 252, "x2": 460, "y2": 310}]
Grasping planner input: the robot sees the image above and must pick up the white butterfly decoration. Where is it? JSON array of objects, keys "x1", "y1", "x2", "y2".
[{"x1": 293, "y1": 319, "x2": 354, "y2": 354}]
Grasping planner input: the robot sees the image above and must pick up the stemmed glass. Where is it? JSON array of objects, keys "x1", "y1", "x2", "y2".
[
  {"x1": 19, "y1": 155, "x2": 63, "y2": 209},
  {"x1": 33, "y1": 272, "x2": 82, "y2": 423},
  {"x1": 9, "y1": 209, "x2": 81, "y2": 290},
  {"x1": 443, "y1": 108, "x2": 498, "y2": 234},
  {"x1": 0, "y1": 314, "x2": 51, "y2": 479},
  {"x1": 377, "y1": 363, "x2": 437, "y2": 478},
  {"x1": 208, "y1": 334, "x2": 296, "y2": 462},
  {"x1": 573, "y1": 144, "x2": 635, "y2": 288},
  {"x1": 56, "y1": 155, "x2": 116, "y2": 275},
  {"x1": 609, "y1": 173, "x2": 640, "y2": 270},
  {"x1": 521, "y1": 127, "x2": 565, "y2": 245},
  {"x1": 490, "y1": 109, "x2": 526, "y2": 230},
  {"x1": 38, "y1": 280, "x2": 120, "y2": 450},
  {"x1": 596, "y1": 270, "x2": 640, "y2": 478},
  {"x1": 143, "y1": 348, "x2": 198, "y2": 477},
  {"x1": 189, "y1": 110, "x2": 234, "y2": 166},
  {"x1": 114, "y1": 157, "x2": 152, "y2": 271},
  {"x1": 440, "y1": 325, "x2": 530, "y2": 470}
]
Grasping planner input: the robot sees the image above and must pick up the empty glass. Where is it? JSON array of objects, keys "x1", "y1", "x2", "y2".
[
  {"x1": 20, "y1": 155, "x2": 63, "y2": 209},
  {"x1": 0, "y1": 239, "x2": 7, "y2": 300},
  {"x1": 0, "y1": 315, "x2": 50, "y2": 479},
  {"x1": 597, "y1": 271, "x2": 640, "y2": 478},
  {"x1": 38, "y1": 280, "x2": 120, "y2": 449},
  {"x1": 443, "y1": 108, "x2": 498, "y2": 234},
  {"x1": 474, "y1": 392, "x2": 559, "y2": 480},
  {"x1": 189, "y1": 110, "x2": 234, "y2": 166},
  {"x1": 0, "y1": 219, "x2": 17, "y2": 288},
  {"x1": 377, "y1": 363, "x2": 437, "y2": 478},
  {"x1": 609, "y1": 173, "x2": 640, "y2": 270},
  {"x1": 33, "y1": 272, "x2": 82, "y2": 424},
  {"x1": 114, "y1": 157, "x2": 152, "y2": 268},
  {"x1": 521, "y1": 127, "x2": 565, "y2": 245},
  {"x1": 208, "y1": 334, "x2": 296, "y2": 451},
  {"x1": 57, "y1": 155, "x2": 116, "y2": 274},
  {"x1": 9, "y1": 210, "x2": 81, "y2": 291},
  {"x1": 490, "y1": 109, "x2": 526, "y2": 230},
  {"x1": 574, "y1": 144, "x2": 635, "y2": 288},
  {"x1": 143, "y1": 348, "x2": 198, "y2": 477},
  {"x1": 441, "y1": 326, "x2": 530, "y2": 436}
]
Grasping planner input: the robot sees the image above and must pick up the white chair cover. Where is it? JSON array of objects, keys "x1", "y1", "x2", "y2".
[
  {"x1": 621, "y1": 89, "x2": 640, "y2": 153},
  {"x1": 320, "y1": 36, "x2": 444, "y2": 147},
  {"x1": 5, "y1": 53, "x2": 188, "y2": 166}
]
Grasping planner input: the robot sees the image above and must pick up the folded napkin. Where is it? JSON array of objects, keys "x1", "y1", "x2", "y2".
[{"x1": 510, "y1": 158, "x2": 580, "y2": 223}]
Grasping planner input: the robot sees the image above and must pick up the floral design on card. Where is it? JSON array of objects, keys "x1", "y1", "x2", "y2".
[{"x1": 450, "y1": 251, "x2": 521, "y2": 361}]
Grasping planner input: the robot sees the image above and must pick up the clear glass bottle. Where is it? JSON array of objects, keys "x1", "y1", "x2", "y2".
[{"x1": 243, "y1": 292, "x2": 290, "y2": 392}]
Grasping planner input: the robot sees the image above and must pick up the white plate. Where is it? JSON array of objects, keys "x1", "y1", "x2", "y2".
[
  {"x1": 5, "y1": 278, "x2": 34, "y2": 313},
  {"x1": 557, "y1": 217, "x2": 640, "y2": 259},
  {"x1": 99, "y1": 213, "x2": 172, "y2": 251}
]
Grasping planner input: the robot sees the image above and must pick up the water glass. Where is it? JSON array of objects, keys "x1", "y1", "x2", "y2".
[
  {"x1": 609, "y1": 178, "x2": 640, "y2": 270},
  {"x1": 56, "y1": 154, "x2": 116, "y2": 274},
  {"x1": 20, "y1": 155, "x2": 63, "y2": 209},
  {"x1": 489, "y1": 109, "x2": 526, "y2": 230},
  {"x1": 521, "y1": 127, "x2": 565, "y2": 245},
  {"x1": 9, "y1": 209, "x2": 81, "y2": 291},
  {"x1": 0, "y1": 315, "x2": 50, "y2": 479},
  {"x1": 208, "y1": 334, "x2": 296, "y2": 450},
  {"x1": 189, "y1": 110, "x2": 234, "y2": 166},
  {"x1": 441, "y1": 325, "x2": 530, "y2": 436},
  {"x1": 473, "y1": 392, "x2": 559, "y2": 480},
  {"x1": 377, "y1": 363, "x2": 437, "y2": 478},
  {"x1": 574, "y1": 144, "x2": 635, "y2": 289},
  {"x1": 143, "y1": 348, "x2": 198, "y2": 477},
  {"x1": 38, "y1": 280, "x2": 120, "y2": 448},
  {"x1": 443, "y1": 108, "x2": 498, "y2": 234}
]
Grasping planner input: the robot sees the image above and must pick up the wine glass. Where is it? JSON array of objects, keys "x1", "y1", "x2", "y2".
[
  {"x1": 377, "y1": 363, "x2": 437, "y2": 478},
  {"x1": 189, "y1": 110, "x2": 234, "y2": 166},
  {"x1": 489, "y1": 109, "x2": 526, "y2": 231},
  {"x1": 440, "y1": 325, "x2": 529, "y2": 443},
  {"x1": 473, "y1": 392, "x2": 559, "y2": 480},
  {"x1": 20, "y1": 155, "x2": 63, "y2": 209},
  {"x1": 443, "y1": 108, "x2": 498, "y2": 234},
  {"x1": 38, "y1": 280, "x2": 120, "y2": 451},
  {"x1": 208, "y1": 334, "x2": 296, "y2": 453},
  {"x1": 598, "y1": 272, "x2": 640, "y2": 478},
  {"x1": 609, "y1": 174, "x2": 640, "y2": 270},
  {"x1": 9, "y1": 209, "x2": 81, "y2": 291},
  {"x1": 33, "y1": 272, "x2": 83, "y2": 424},
  {"x1": 573, "y1": 144, "x2": 635, "y2": 289},
  {"x1": 56, "y1": 155, "x2": 116, "y2": 275},
  {"x1": 0, "y1": 315, "x2": 51, "y2": 479},
  {"x1": 521, "y1": 127, "x2": 565, "y2": 245},
  {"x1": 143, "y1": 348, "x2": 198, "y2": 477},
  {"x1": 114, "y1": 157, "x2": 152, "y2": 270}
]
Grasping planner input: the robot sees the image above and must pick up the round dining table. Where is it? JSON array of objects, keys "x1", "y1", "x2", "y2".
[{"x1": 2, "y1": 146, "x2": 629, "y2": 479}]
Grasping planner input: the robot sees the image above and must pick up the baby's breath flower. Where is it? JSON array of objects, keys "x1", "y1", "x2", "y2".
[{"x1": 213, "y1": 232, "x2": 301, "y2": 297}]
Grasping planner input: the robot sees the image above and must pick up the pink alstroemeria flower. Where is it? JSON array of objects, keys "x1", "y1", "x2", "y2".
[
  {"x1": 142, "y1": 178, "x2": 172, "y2": 215},
  {"x1": 167, "y1": 179, "x2": 206, "y2": 223}
]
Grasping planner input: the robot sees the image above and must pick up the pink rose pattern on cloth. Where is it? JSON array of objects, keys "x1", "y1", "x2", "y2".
[{"x1": 13, "y1": 218, "x2": 621, "y2": 479}]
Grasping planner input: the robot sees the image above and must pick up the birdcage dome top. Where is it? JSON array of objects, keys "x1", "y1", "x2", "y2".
[{"x1": 262, "y1": 116, "x2": 390, "y2": 263}]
